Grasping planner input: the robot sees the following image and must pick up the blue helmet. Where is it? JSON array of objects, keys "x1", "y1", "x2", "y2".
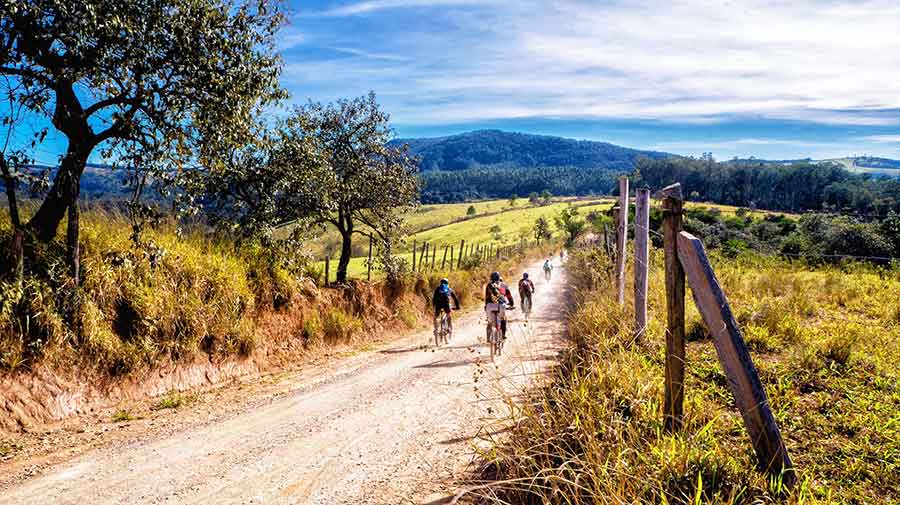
[
  {"x1": 490, "y1": 271, "x2": 501, "y2": 282},
  {"x1": 523, "y1": 272, "x2": 529, "y2": 279}
]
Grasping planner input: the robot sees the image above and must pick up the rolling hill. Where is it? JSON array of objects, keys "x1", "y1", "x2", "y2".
[{"x1": 394, "y1": 129, "x2": 669, "y2": 171}]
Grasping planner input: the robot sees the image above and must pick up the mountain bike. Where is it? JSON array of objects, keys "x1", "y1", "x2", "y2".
[
  {"x1": 487, "y1": 305, "x2": 513, "y2": 360},
  {"x1": 436, "y1": 311, "x2": 451, "y2": 346},
  {"x1": 487, "y1": 314, "x2": 502, "y2": 360},
  {"x1": 521, "y1": 295, "x2": 532, "y2": 321}
]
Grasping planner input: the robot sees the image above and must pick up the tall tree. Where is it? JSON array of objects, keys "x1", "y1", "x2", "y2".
[
  {"x1": 295, "y1": 93, "x2": 419, "y2": 283},
  {"x1": 0, "y1": 0, "x2": 285, "y2": 281}
]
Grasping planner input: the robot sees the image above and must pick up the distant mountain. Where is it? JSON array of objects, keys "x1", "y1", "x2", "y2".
[{"x1": 394, "y1": 129, "x2": 669, "y2": 172}]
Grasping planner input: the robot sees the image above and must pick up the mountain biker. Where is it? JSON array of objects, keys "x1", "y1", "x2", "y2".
[
  {"x1": 432, "y1": 278, "x2": 461, "y2": 339},
  {"x1": 543, "y1": 259, "x2": 553, "y2": 280},
  {"x1": 518, "y1": 272, "x2": 535, "y2": 310},
  {"x1": 484, "y1": 271, "x2": 514, "y2": 343}
]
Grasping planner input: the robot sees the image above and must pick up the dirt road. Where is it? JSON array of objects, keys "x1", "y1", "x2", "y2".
[{"x1": 1, "y1": 259, "x2": 568, "y2": 505}]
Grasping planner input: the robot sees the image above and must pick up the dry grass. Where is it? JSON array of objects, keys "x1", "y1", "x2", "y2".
[
  {"x1": 477, "y1": 248, "x2": 900, "y2": 504},
  {"x1": 0, "y1": 206, "x2": 554, "y2": 378}
]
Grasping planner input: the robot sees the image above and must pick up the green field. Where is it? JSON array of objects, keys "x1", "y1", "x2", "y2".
[
  {"x1": 315, "y1": 197, "x2": 614, "y2": 278},
  {"x1": 829, "y1": 157, "x2": 900, "y2": 177}
]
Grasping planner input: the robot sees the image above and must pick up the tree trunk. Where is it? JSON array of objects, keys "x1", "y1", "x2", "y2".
[
  {"x1": 336, "y1": 217, "x2": 353, "y2": 284},
  {"x1": 28, "y1": 149, "x2": 88, "y2": 243},
  {"x1": 1, "y1": 155, "x2": 24, "y2": 286},
  {"x1": 67, "y1": 201, "x2": 80, "y2": 285}
]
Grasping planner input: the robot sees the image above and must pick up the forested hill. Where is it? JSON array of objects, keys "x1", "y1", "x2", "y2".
[
  {"x1": 395, "y1": 129, "x2": 668, "y2": 171},
  {"x1": 395, "y1": 130, "x2": 670, "y2": 202}
]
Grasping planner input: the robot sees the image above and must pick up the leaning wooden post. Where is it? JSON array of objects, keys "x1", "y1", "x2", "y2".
[
  {"x1": 616, "y1": 176, "x2": 629, "y2": 305},
  {"x1": 367, "y1": 236, "x2": 373, "y2": 281},
  {"x1": 634, "y1": 188, "x2": 650, "y2": 344},
  {"x1": 457, "y1": 240, "x2": 465, "y2": 269},
  {"x1": 441, "y1": 246, "x2": 448, "y2": 270},
  {"x1": 431, "y1": 245, "x2": 437, "y2": 270},
  {"x1": 421, "y1": 242, "x2": 429, "y2": 271},
  {"x1": 449, "y1": 246, "x2": 455, "y2": 271},
  {"x1": 412, "y1": 240, "x2": 417, "y2": 273},
  {"x1": 677, "y1": 231, "x2": 795, "y2": 485},
  {"x1": 657, "y1": 182, "x2": 685, "y2": 433}
]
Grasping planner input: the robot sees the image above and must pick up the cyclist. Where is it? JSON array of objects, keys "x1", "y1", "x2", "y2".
[
  {"x1": 484, "y1": 271, "x2": 514, "y2": 343},
  {"x1": 518, "y1": 272, "x2": 535, "y2": 314},
  {"x1": 432, "y1": 278, "x2": 461, "y2": 340},
  {"x1": 543, "y1": 258, "x2": 553, "y2": 281}
]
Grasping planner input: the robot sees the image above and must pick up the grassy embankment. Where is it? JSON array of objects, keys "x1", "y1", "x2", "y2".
[
  {"x1": 478, "y1": 247, "x2": 900, "y2": 503},
  {"x1": 0, "y1": 205, "x2": 552, "y2": 377}
]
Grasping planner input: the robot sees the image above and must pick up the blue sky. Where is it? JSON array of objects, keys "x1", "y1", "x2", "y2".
[{"x1": 8, "y1": 0, "x2": 900, "y2": 163}]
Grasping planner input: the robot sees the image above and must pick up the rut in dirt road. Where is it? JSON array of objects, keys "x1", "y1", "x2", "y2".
[{"x1": 0, "y1": 258, "x2": 569, "y2": 505}]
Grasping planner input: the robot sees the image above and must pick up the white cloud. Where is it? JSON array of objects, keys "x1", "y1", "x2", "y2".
[
  {"x1": 287, "y1": 0, "x2": 900, "y2": 126},
  {"x1": 315, "y1": 0, "x2": 491, "y2": 17},
  {"x1": 861, "y1": 135, "x2": 900, "y2": 143}
]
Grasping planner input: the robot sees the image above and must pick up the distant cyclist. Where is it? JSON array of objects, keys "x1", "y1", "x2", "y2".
[
  {"x1": 484, "y1": 271, "x2": 514, "y2": 342},
  {"x1": 518, "y1": 272, "x2": 535, "y2": 316},
  {"x1": 560, "y1": 249, "x2": 565, "y2": 261},
  {"x1": 543, "y1": 259, "x2": 553, "y2": 281},
  {"x1": 432, "y1": 278, "x2": 461, "y2": 340}
]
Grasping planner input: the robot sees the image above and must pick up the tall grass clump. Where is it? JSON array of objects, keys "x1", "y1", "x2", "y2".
[
  {"x1": 478, "y1": 247, "x2": 900, "y2": 504},
  {"x1": 0, "y1": 208, "x2": 293, "y2": 374}
]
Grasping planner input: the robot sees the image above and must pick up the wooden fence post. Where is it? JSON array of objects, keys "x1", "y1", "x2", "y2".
[
  {"x1": 634, "y1": 188, "x2": 650, "y2": 343},
  {"x1": 421, "y1": 242, "x2": 429, "y2": 271},
  {"x1": 677, "y1": 230, "x2": 795, "y2": 485},
  {"x1": 458, "y1": 240, "x2": 465, "y2": 269},
  {"x1": 367, "y1": 236, "x2": 373, "y2": 281},
  {"x1": 412, "y1": 240, "x2": 417, "y2": 273},
  {"x1": 449, "y1": 246, "x2": 454, "y2": 271},
  {"x1": 658, "y1": 183, "x2": 685, "y2": 433},
  {"x1": 441, "y1": 246, "x2": 448, "y2": 270},
  {"x1": 431, "y1": 245, "x2": 437, "y2": 270},
  {"x1": 616, "y1": 176, "x2": 629, "y2": 305}
]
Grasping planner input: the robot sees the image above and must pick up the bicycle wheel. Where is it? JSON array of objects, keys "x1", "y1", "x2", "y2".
[
  {"x1": 489, "y1": 324, "x2": 499, "y2": 360},
  {"x1": 441, "y1": 314, "x2": 450, "y2": 344}
]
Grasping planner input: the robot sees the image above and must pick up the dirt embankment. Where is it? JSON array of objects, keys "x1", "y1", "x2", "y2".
[
  {"x1": 0, "y1": 257, "x2": 569, "y2": 504},
  {"x1": 0, "y1": 250, "x2": 550, "y2": 435}
]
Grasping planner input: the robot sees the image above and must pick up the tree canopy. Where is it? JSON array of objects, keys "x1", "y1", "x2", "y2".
[{"x1": 0, "y1": 0, "x2": 285, "y2": 265}]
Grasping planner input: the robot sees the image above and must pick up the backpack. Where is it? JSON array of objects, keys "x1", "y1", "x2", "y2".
[
  {"x1": 543, "y1": 261, "x2": 552, "y2": 271},
  {"x1": 486, "y1": 281, "x2": 503, "y2": 304},
  {"x1": 519, "y1": 278, "x2": 533, "y2": 295}
]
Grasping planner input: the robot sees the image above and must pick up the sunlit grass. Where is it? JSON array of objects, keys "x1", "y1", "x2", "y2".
[{"x1": 479, "y1": 248, "x2": 900, "y2": 504}]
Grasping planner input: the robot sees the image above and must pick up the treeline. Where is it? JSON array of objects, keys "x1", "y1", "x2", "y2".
[
  {"x1": 633, "y1": 156, "x2": 900, "y2": 214},
  {"x1": 421, "y1": 166, "x2": 620, "y2": 203},
  {"x1": 663, "y1": 207, "x2": 900, "y2": 262},
  {"x1": 398, "y1": 129, "x2": 667, "y2": 172}
]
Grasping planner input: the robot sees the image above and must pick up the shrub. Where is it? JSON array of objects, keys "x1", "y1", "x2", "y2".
[{"x1": 322, "y1": 308, "x2": 362, "y2": 342}]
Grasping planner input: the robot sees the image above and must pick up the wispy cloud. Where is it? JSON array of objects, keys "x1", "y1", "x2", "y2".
[
  {"x1": 281, "y1": 0, "x2": 900, "y2": 158},
  {"x1": 330, "y1": 47, "x2": 410, "y2": 61},
  {"x1": 860, "y1": 135, "x2": 900, "y2": 143},
  {"x1": 315, "y1": 0, "x2": 490, "y2": 17}
]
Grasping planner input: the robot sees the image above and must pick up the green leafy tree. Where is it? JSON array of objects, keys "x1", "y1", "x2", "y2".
[
  {"x1": 540, "y1": 189, "x2": 553, "y2": 205},
  {"x1": 489, "y1": 224, "x2": 502, "y2": 240},
  {"x1": 467, "y1": 205, "x2": 477, "y2": 216},
  {"x1": 508, "y1": 194, "x2": 518, "y2": 207},
  {"x1": 528, "y1": 192, "x2": 540, "y2": 205},
  {"x1": 0, "y1": 0, "x2": 285, "y2": 281},
  {"x1": 555, "y1": 206, "x2": 586, "y2": 245},
  {"x1": 296, "y1": 93, "x2": 419, "y2": 283},
  {"x1": 182, "y1": 116, "x2": 332, "y2": 272},
  {"x1": 534, "y1": 216, "x2": 552, "y2": 243}
]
